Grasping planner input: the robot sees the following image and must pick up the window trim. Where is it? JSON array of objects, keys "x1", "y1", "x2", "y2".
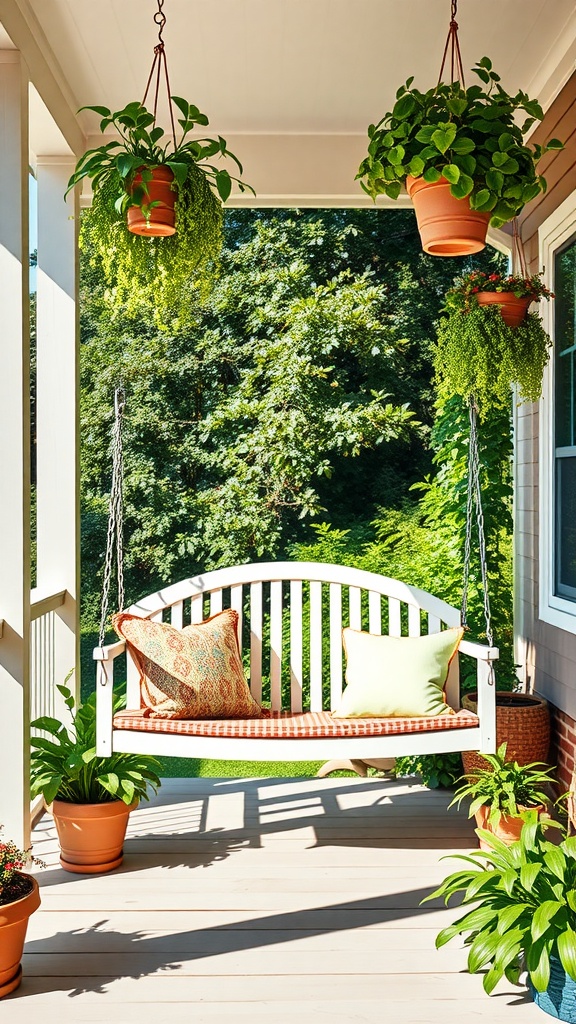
[{"x1": 539, "y1": 190, "x2": 576, "y2": 632}]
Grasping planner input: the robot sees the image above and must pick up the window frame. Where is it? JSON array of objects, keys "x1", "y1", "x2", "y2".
[{"x1": 539, "y1": 190, "x2": 576, "y2": 632}]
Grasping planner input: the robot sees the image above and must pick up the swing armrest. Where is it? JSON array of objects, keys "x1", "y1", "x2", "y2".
[
  {"x1": 94, "y1": 641, "x2": 126, "y2": 756},
  {"x1": 458, "y1": 639, "x2": 498, "y2": 755},
  {"x1": 93, "y1": 640, "x2": 126, "y2": 661}
]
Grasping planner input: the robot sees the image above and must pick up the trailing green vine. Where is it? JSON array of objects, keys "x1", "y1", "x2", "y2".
[
  {"x1": 80, "y1": 165, "x2": 222, "y2": 325},
  {"x1": 435, "y1": 303, "x2": 551, "y2": 411}
]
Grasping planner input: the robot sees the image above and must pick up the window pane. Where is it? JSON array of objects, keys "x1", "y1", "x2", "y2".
[
  {"x1": 555, "y1": 239, "x2": 576, "y2": 447},
  {"x1": 556, "y1": 457, "x2": 576, "y2": 598}
]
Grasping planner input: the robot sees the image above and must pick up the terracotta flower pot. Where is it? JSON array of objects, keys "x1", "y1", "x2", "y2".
[
  {"x1": 51, "y1": 799, "x2": 137, "y2": 874},
  {"x1": 406, "y1": 175, "x2": 490, "y2": 256},
  {"x1": 475, "y1": 291, "x2": 534, "y2": 327},
  {"x1": 0, "y1": 875, "x2": 40, "y2": 997},
  {"x1": 126, "y1": 166, "x2": 176, "y2": 237},
  {"x1": 474, "y1": 803, "x2": 546, "y2": 850}
]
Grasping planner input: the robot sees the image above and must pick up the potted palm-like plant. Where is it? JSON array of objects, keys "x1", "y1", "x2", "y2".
[
  {"x1": 67, "y1": 98, "x2": 254, "y2": 320},
  {"x1": 357, "y1": 57, "x2": 563, "y2": 255},
  {"x1": 426, "y1": 819, "x2": 576, "y2": 1021},
  {"x1": 0, "y1": 828, "x2": 44, "y2": 997},
  {"x1": 30, "y1": 681, "x2": 161, "y2": 874},
  {"x1": 449, "y1": 743, "x2": 554, "y2": 848}
]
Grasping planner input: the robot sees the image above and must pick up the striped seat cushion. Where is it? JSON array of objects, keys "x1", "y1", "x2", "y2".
[{"x1": 112, "y1": 708, "x2": 479, "y2": 739}]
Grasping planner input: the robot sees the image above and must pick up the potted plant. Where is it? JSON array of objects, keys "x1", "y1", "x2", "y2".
[
  {"x1": 448, "y1": 742, "x2": 554, "y2": 848},
  {"x1": 434, "y1": 284, "x2": 552, "y2": 411},
  {"x1": 446, "y1": 268, "x2": 554, "y2": 327},
  {"x1": 461, "y1": 689, "x2": 550, "y2": 775},
  {"x1": 357, "y1": 57, "x2": 563, "y2": 255},
  {"x1": 30, "y1": 682, "x2": 161, "y2": 874},
  {"x1": 425, "y1": 819, "x2": 576, "y2": 1020},
  {"x1": 66, "y1": 98, "x2": 254, "y2": 320},
  {"x1": 0, "y1": 827, "x2": 44, "y2": 997}
]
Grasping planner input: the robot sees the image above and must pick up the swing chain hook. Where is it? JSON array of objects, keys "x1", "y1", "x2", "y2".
[{"x1": 154, "y1": 0, "x2": 167, "y2": 49}]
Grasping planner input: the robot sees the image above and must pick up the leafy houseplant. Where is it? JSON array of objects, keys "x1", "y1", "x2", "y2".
[
  {"x1": 30, "y1": 682, "x2": 162, "y2": 873},
  {"x1": 0, "y1": 827, "x2": 44, "y2": 997},
  {"x1": 357, "y1": 57, "x2": 563, "y2": 254},
  {"x1": 435, "y1": 298, "x2": 551, "y2": 412},
  {"x1": 426, "y1": 820, "x2": 576, "y2": 1019},
  {"x1": 449, "y1": 742, "x2": 554, "y2": 846},
  {"x1": 67, "y1": 98, "x2": 254, "y2": 322}
]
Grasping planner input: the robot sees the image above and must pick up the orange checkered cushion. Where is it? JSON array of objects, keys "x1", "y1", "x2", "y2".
[
  {"x1": 112, "y1": 609, "x2": 262, "y2": 720},
  {"x1": 113, "y1": 708, "x2": 479, "y2": 738}
]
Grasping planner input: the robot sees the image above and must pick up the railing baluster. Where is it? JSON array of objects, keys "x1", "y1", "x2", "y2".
[
  {"x1": 230, "y1": 584, "x2": 243, "y2": 653},
  {"x1": 389, "y1": 597, "x2": 401, "y2": 637},
  {"x1": 270, "y1": 581, "x2": 283, "y2": 711},
  {"x1": 368, "y1": 591, "x2": 381, "y2": 635},
  {"x1": 309, "y1": 580, "x2": 323, "y2": 712},
  {"x1": 290, "y1": 580, "x2": 303, "y2": 713},
  {"x1": 349, "y1": 586, "x2": 362, "y2": 631},
  {"x1": 329, "y1": 583, "x2": 343, "y2": 708},
  {"x1": 249, "y1": 582, "x2": 263, "y2": 704}
]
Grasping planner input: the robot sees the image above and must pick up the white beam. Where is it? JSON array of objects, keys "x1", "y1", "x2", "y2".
[
  {"x1": 0, "y1": 51, "x2": 31, "y2": 847},
  {"x1": 36, "y1": 157, "x2": 80, "y2": 709}
]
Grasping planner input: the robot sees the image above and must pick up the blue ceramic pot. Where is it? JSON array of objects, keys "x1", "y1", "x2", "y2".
[{"x1": 529, "y1": 957, "x2": 576, "y2": 1022}]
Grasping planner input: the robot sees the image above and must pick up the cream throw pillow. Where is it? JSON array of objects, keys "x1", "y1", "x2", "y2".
[{"x1": 332, "y1": 626, "x2": 464, "y2": 718}]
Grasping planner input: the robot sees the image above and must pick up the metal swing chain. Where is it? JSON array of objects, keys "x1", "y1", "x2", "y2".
[
  {"x1": 98, "y1": 387, "x2": 126, "y2": 648},
  {"x1": 461, "y1": 398, "x2": 494, "y2": 649}
]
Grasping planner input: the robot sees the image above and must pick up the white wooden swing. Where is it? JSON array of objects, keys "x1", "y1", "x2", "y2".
[{"x1": 94, "y1": 391, "x2": 498, "y2": 766}]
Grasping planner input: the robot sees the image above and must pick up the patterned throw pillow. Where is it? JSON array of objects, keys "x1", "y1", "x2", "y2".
[{"x1": 112, "y1": 609, "x2": 262, "y2": 720}]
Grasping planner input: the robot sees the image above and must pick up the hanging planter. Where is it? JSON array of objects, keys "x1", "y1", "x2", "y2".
[
  {"x1": 406, "y1": 175, "x2": 490, "y2": 256},
  {"x1": 126, "y1": 165, "x2": 176, "y2": 236},
  {"x1": 65, "y1": 0, "x2": 254, "y2": 319},
  {"x1": 357, "y1": 1, "x2": 563, "y2": 255},
  {"x1": 474, "y1": 290, "x2": 533, "y2": 327}
]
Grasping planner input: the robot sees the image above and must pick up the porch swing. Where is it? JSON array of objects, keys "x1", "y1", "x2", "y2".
[{"x1": 93, "y1": 388, "x2": 498, "y2": 765}]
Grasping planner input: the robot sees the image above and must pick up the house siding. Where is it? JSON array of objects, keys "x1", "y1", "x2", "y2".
[{"x1": 515, "y1": 72, "x2": 576, "y2": 771}]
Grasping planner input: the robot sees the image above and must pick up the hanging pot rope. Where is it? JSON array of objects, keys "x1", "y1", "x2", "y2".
[
  {"x1": 98, "y1": 387, "x2": 126, "y2": 648},
  {"x1": 512, "y1": 217, "x2": 529, "y2": 280},
  {"x1": 437, "y1": 0, "x2": 465, "y2": 88},
  {"x1": 141, "y1": 0, "x2": 177, "y2": 148},
  {"x1": 461, "y1": 397, "x2": 494, "y2": 649}
]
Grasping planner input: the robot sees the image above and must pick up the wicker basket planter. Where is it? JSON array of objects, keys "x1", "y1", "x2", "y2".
[{"x1": 461, "y1": 691, "x2": 550, "y2": 775}]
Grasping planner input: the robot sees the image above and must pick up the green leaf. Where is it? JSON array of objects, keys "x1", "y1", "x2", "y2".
[
  {"x1": 393, "y1": 94, "x2": 417, "y2": 119},
  {"x1": 384, "y1": 180, "x2": 402, "y2": 199},
  {"x1": 408, "y1": 156, "x2": 425, "y2": 176},
  {"x1": 415, "y1": 125, "x2": 436, "y2": 144},
  {"x1": 497, "y1": 904, "x2": 529, "y2": 934},
  {"x1": 431, "y1": 124, "x2": 457, "y2": 154},
  {"x1": 528, "y1": 939, "x2": 551, "y2": 992},
  {"x1": 422, "y1": 167, "x2": 441, "y2": 183},
  {"x1": 520, "y1": 862, "x2": 542, "y2": 892},
  {"x1": 441, "y1": 164, "x2": 460, "y2": 185},
  {"x1": 531, "y1": 901, "x2": 564, "y2": 942},
  {"x1": 451, "y1": 136, "x2": 475, "y2": 155},
  {"x1": 446, "y1": 98, "x2": 468, "y2": 117},
  {"x1": 468, "y1": 928, "x2": 501, "y2": 972},
  {"x1": 215, "y1": 170, "x2": 232, "y2": 202},
  {"x1": 450, "y1": 174, "x2": 474, "y2": 199},
  {"x1": 546, "y1": 138, "x2": 564, "y2": 150},
  {"x1": 486, "y1": 168, "x2": 504, "y2": 191},
  {"x1": 558, "y1": 928, "x2": 576, "y2": 982},
  {"x1": 498, "y1": 132, "x2": 515, "y2": 151},
  {"x1": 387, "y1": 145, "x2": 405, "y2": 166}
]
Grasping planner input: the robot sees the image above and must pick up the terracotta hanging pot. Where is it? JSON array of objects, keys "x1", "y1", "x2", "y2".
[
  {"x1": 51, "y1": 799, "x2": 137, "y2": 874},
  {"x1": 406, "y1": 175, "x2": 491, "y2": 256},
  {"x1": 475, "y1": 291, "x2": 534, "y2": 328},
  {"x1": 0, "y1": 875, "x2": 41, "y2": 998},
  {"x1": 474, "y1": 803, "x2": 547, "y2": 850},
  {"x1": 126, "y1": 166, "x2": 176, "y2": 237}
]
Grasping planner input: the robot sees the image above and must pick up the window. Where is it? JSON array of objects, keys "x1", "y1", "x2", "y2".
[
  {"x1": 554, "y1": 238, "x2": 576, "y2": 601},
  {"x1": 538, "y1": 192, "x2": 576, "y2": 632}
]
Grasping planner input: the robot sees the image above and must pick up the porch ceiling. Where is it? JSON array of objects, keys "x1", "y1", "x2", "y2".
[{"x1": 2, "y1": 0, "x2": 576, "y2": 204}]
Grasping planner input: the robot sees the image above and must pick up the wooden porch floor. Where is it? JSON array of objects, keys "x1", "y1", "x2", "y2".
[{"x1": 7, "y1": 776, "x2": 544, "y2": 1023}]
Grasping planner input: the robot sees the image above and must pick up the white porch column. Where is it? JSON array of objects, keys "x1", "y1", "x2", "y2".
[
  {"x1": 35, "y1": 158, "x2": 80, "y2": 710},
  {"x1": 0, "y1": 52, "x2": 31, "y2": 847}
]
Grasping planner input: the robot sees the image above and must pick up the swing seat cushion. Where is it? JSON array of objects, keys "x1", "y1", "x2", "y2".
[
  {"x1": 112, "y1": 707, "x2": 479, "y2": 739},
  {"x1": 112, "y1": 609, "x2": 263, "y2": 720},
  {"x1": 333, "y1": 626, "x2": 464, "y2": 719}
]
